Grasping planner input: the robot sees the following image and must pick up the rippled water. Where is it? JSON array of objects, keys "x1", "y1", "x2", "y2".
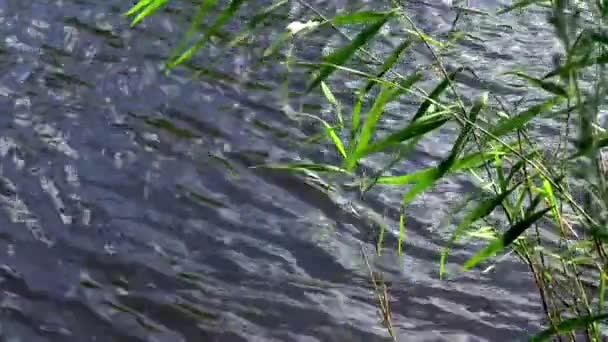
[{"x1": 0, "y1": 0, "x2": 563, "y2": 341}]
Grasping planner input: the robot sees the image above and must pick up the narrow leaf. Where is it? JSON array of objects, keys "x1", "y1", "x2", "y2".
[
  {"x1": 168, "y1": 0, "x2": 246, "y2": 68},
  {"x1": 489, "y1": 96, "x2": 564, "y2": 139},
  {"x1": 497, "y1": 0, "x2": 547, "y2": 15},
  {"x1": 386, "y1": 71, "x2": 423, "y2": 103},
  {"x1": 529, "y1": 313, "x2": 608, "y2": 342},
  {"x1": 399, "y1": 93, "x2": 485, "y2": 209},
  {"x1": 360, "y1": 38, "x2": 414, "y2": 96},
  {"x1": 346, "y1": 83, "x2": 394, "y2": 169},
  {"x1": 463, "y1": 207, "x2": 551, "y2": 271},
  {"x1": 358, "y1": 113, "x2": 450, "y2": 159},
  {"x1": 505, "y1": 71, "x2": 568, "y2": 97},
  {"x1": 378, "y1": 147, "x2": 509, "y2": 185},
  {"x1": 331, "y1": 11, "x2": 391, "y2": 25},
  {"x1": 128, "y1": 0, "x2": 168, "y2": 27},
  {"x1": 307, "y1": 12, "x2": 394, "y2": 92},
  {"x1": 411, "y1": 67, "x2": 462, "y2": 122},
  {"x1": 321, "y1": 81, "x2": 343, "y2": 126},
  {"x1": 255, "y1": 162, "x2": 352, "y2": 174},
  {"x1": 125, "y1": 0, "x2": 153, "y2": 17},
  {"x1": 168, "y1": 0, "x2": 217, "y2": 63}
]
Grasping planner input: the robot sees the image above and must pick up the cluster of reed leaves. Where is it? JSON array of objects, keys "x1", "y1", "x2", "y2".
[{"x1": 125, "y1": 0, "x2": 608, "y2": 340}]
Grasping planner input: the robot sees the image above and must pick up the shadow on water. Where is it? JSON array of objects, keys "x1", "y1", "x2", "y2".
[{"x1": 0, "y1": 0, "x2": 558, "y2": 341}]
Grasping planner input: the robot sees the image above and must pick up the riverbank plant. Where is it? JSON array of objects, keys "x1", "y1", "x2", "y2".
[{"x1": 125, "y1": 0, "x2": 608, "y2": 340}]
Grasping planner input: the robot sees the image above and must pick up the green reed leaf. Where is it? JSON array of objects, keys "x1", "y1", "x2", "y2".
[
  {"x1": 497, "y1": 0, "x2": 548, "y2": 15},
  {"x1": 331, "y1": 11, "x2": 392, "y2": 25},
  {"x1": 168, "y1": 0, "x2": 217, "y2": 63},
  {"x1": 541, "y1": 176, "x2": 561, "y2": 229},
  {"x1": 411, "y1": 67, "x2": 462, "y2": 122},
  {"x1": 357, "y1": 113, "x2": 450, "y2": 159},
  {"x1": 386, "y1": 71, "x2": 424, "y2": 103},
  {"x1": 321, "y1": 81, "x2": 343, "y2": 126},
  {"x1": 489, "y1": 96, "x2": 564, "y2": 139},
  {"x1": 125, "y1": 0, "x2": 153, "y2": 17},
  {"x1": 399, "y1": 92, "x2": 485, "y2": 209},
  {"x1": 360, "y1": 38, "x2": 414, "y2": 96},
  {"x1": 544, "y1": 51, "x2": 608, "y2": 79},
  {"x1": 440, "y1": 182, "x2": 521, "y2": 279},
  {"x1": 346, "y1": 83, "x2": 394, "y2": 169},
  {"x1": 505, "y1": 71, "x2": 568, "y2": 97},
  {"x1": 228, "y1": 0, "x2": 288, "y2": 48},
  {"x1": 168, "y1": 0, "x2": 246, "y2": 68},
  {"x1": 529, "y1": 312, "x2": 608, "y2": 342},
  {"x1": 395, "y1": 210, "x2": 405, "y2": 255},
  {"x1": 127, "y1": 0, "x2": 168, "y2": 27},
  {"x1": 463, "y1": 207, "x2": 551, "y2": 272},
  {"x1": 377, "y1": 147, "x2": 509, "y2": 185},
  {"x1": 255, "y1": 162, "x2": 352, "y2": 174},
  {"x1": 307, "y1": 12, "x2": 394, "y2": 93}
]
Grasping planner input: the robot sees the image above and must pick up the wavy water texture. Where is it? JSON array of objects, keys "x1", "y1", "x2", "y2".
[{"x1": 0, "y1": 0, "x2": 559, "y2": 341}]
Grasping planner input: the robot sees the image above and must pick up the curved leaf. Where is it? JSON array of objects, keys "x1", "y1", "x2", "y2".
[
  {"x1": 463, "y1": 207, "x2": 551, "y2": 272},
  {"x1": 440, "y1": 182, "x2": 521, "y2": 279},
  {"x1": 306, "y1": 12, "x2": 394, "y2": 93}
]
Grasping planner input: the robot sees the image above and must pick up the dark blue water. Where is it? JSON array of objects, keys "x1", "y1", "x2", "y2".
[{"x1": 0, "y1": 0, "x2": 558, "y2": 341}]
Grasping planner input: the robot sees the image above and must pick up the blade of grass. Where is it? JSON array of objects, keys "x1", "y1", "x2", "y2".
[
  {"x1": 411, "y1": 67, "x2": 463, "y2": 122},
  {"x1": 253, "y1": 162, "x2": 352, "y2": 174},
  {"x1": 377, "y1": 146, "x2": 511, "y2": 185},
  {"x1": 529, "y1": 312, "x2": 608, "y2": 342},
  {"x1": 357, "y1": 112, "x2": 450, "y2": 159},
  {"x1": 440, "y1": 181, "x2": 521, "y2": 279},
  {"x1": 504, "y1": 71, "x2": 569, "y2": 97},
  {"x1": 399, "y1": 92, "x2": 486, "y2": 208},
  {"x1": 331, "y1": 11, "x2": 392, "y2": 25},
  {"x1": 168, "y1": 0, "x2": 246, "y2": 69},
  {"x1": 488, "y1": 96, "x2": 565, "y2": 140},
  {"x1": 306, "y1": 12, "x2": 394, "y2": 93},
  {"x1": 125, "y1": 0, "x2": 154, "y2": 17},
  {"x1": 543, "y1": 51, "x2": 608, "y2": 79},
  {"x1": 126, "y1": 0, "x2": 168, "y2": 27},
  {"x1": 293, "y1": 112, "x2": 347, "y2": 159},
  {"x1": 360, "y1": 38, "x2": 415, "y2": 96},
  {"x1": 168, "y1": 0, "x2": 217, "y2": 63},
  {"x1": 541, "y1": 176, "x2": 562, "y2": 232},
  {"x1": 497, "y1": 0, "x2": 549, "y2": 15},
  {"x1": 346, "y1": 83, "x2": 394, "y2": 169},
  {"x1": 321, "y1": 81, "x2": 343, "y2": 127},
  {"x1": 463, "y1": 207, "x2": 551, "y2": 272},
  {"x1": 386, "y1": 71, "x2": 424, "y2": 103}
]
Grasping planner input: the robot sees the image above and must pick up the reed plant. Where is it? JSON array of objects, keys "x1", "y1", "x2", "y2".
[{"x1": 125, "y1": 0, "x2": 608, "y2": 340}]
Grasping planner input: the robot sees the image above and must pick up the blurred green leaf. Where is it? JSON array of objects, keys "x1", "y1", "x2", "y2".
[
  {"x1": 463, "y1": 207, "x2": 551, "y2": 272},
  {"x1": 168, "y1": 0, "x2": 246, "y2": 68},
  {"x1": 360, "y1": 38, "x2": 414, "y2": 96},
  {"x1": 346, "y1": 83, "x2": 394, "y2": 169},
  {"x1": 497, "y1": 0, "x2": 548, "y2": 15},
  {"x1": 331, "y1": 11, "x2": 392, "y2": 25},
  {"x1": 307, "y1": 12, "x2": 394, "y2": 92},
  {"x1": 168, "y1": 0, "x2": 217, "y2": 62},
  {"x1": 411, "y1": 67, "x2": 463, "y2": 122},
  {"x1": 489, "y1": 96, "x2": 564, "y2": 139},
  {"x1": 544, "y1": 51, "x2": 608, "y2": 79},
  {"x1": 126, "y1": 0, "x2": 168, "y2": 27},
  {"x1": 321, "y1": 81, "x2": 343, "y2": 126},
  {"x1": 357, "y1": 113, "x2": 450, "y2": 159},
  {"x1": 255, "y1": 162, "x2": 352, "y2": 174},
  {"x1": 529, "y1": 312, "x2": 608, "y2": 342},
  {"x1": 378, "y1": 147, "x2": 510, "y2": 185},
  {"x1": 505, "y1": 71, "x2": 568, "y2": 97},
  {"x1": 399, "y1": 93, "x2": 485, "y2": 208},
  {"x1": 386, "y1": 71, "x2": 424, "y2": 103}
]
